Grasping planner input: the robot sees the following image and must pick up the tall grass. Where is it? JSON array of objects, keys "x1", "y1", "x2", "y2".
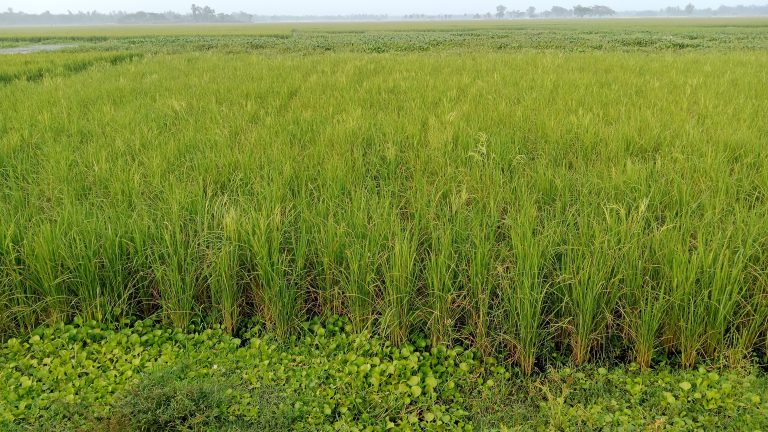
[
  {"x1": 466, "y1": 210, "x2": 497, "y2": 355},
  {"x1": 23, "y1": 223, "x2": 70, "y2": 324},
  {"x1": 1, "y1": 36, "x2": 767, "y2": 371},
  {"x1": 381, "y1": 217, "x2": 418, "y2": 346},
  {"x1": 0, "y1": 223, "x2": 33, "y2": 334},
  {"x1": 612, "y1": 200, "x2": 664, "y2": 370},
  {"x1": 657, "y1": 226, "x2": 708, "y2": 369},
  {"x1": 207, "y1": 207, "x2": 242, "y2": 334},
  {"x1": 249, "y1": 206, "x2": 297, "y2": 338},
  {"x1": 152, "y1": 208, "x2": 203, "y2": 329},
  {"x1": 425, "y1": 219, "x2": 456, "y2": 347},
  {"x1": 314, "y1": 210, "x2": 346, "y2": 316},
  {"x1": 699, "y1": 228, "x2": 750, "y2": 360},
  {"x1": 500, "y1": 198, "x2": 552, "y2": 375},
  {"x1": 558, "y1": 212, "x2": 619, "y2": 365},
  {"x1": 342, "y1": 193, "x2": 387, "y2": 334}
]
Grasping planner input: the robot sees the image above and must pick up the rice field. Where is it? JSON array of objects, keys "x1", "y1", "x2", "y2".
[{"x1": 1, "y1": 19, "x2": 768, "y2": 374}]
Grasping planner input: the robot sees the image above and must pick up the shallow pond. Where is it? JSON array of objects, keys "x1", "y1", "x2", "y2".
[{"x1": 0, "y1": 44, "x2": 76, "y2": 54}]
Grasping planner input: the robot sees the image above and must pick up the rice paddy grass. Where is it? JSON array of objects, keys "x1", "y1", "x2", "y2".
[{"x1": 1, "y1": 18, "x2": 768, "y2": 373}]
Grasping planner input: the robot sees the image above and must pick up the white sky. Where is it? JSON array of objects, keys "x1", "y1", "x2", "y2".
[{"x1": 2, "y1": 0, "x2": 751, "y2": 15}]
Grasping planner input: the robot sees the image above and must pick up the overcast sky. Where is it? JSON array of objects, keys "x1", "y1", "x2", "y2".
[{"x1": 3, "y1": 0, "x2": 752, "y2": 15}]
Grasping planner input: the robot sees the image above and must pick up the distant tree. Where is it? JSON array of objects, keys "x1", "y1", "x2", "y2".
[
  {"x1": 550, "y1": 6, "x2": 572, "y2": 17},
  {"x1": 685, "y1": 3, "x2": 695, "y2": 14},
  {"x1": 496, "y1": 5, "x2": 508, "y2": 18},
  {"x1": 233, "y1": 11, "x2": 253, "y2": 22},
  {"x1": 573, "y1": 4, "x2": 592, "y2": 17},
  {"x1": 592, "y1": 5, "x2": 616, "y2": 16},
  {"x1": 191, "y1": 4, "x2": 215, "y2": 21},
  {"x1": 527, "y1": 6, "x2": 537, "y2": 17}
]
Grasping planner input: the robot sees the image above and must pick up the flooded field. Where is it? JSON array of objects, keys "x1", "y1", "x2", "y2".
[{"x1": 0, "y1": 44, "x2": 75, "y2": 54}]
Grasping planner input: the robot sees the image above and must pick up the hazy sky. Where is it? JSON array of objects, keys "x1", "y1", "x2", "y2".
[{"x1": 3, "y1": 0, "x2": 749, "y2": 15}]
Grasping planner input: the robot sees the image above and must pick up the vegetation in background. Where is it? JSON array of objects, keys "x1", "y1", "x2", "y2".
[{"x1": 3, "y1": 19, "x2": 768, "y2": 54}]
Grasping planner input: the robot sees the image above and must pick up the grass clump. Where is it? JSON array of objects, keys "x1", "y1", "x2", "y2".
[
  {"x1": 499, "y1": 197, "x2": 552, "y2": 376},
  {"x1": 107, "y1": 362, "x2": 300, "y2": 431},
  {"x1": 108, "y1": 362, "x2": 243, "y2": 431}
]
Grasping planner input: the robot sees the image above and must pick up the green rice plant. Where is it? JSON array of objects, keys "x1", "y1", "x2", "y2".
[
  {"x1": 465, "y1": 210, "x2": 497, "y2": 355},
  {"x1": 743, "y1": 233, "x2": 768, "y2": 360},
  {"x1": 628, "y1": 279, "x2": 667, "y2": 369},
  {"x1": 343, "y1": 237, "x2": 378, "y2": 334},
  {"x1": 726, "y1": 287, "x2": 767, "y2": 368},
  {"x1": 248, "y1": 206, "x2": 301, "y2": 338},
  {"x1": 289, "y1": 205, "x2": 311, "y2": 320},
  {"x1": 0, "y1": 26, "x2": 767, "y2": 368},
  {"x1": 248, "y1": 207, "x2": 286, "y2": 335},
  {"x1": 98, "y1": 222, "x2": 135, "y2": 321},
  {"x1": 126, "y1": 218, "x2": 156, "y2": 318},
  {"x1": 759, "y1": 291, "x2": 768, "y2": 358},
  {"x1": 0, "y1": 222, "x2": 36, "y2": 336},
  {"x1": 0, "y1": 228, "x2": 18, "y2": 336},
  {"x1": 623, "y1": 245, "x2": 666, "y2": 371},
  {"x1": 381, "y1": 217, "x2": 418, "y2": 346},
  {"x1": 728, "y1": 214, "x2": 768, "y2": 364},
  {"x1": 341, "y1": 194, "x2": 386, "y2": 334},
  {"x1": 657, "y1": 227, "x2": 707, "y2": 369},
  {"x1": 425, "y1": 220, "x2": 456, "y2": 347},
  {"x1": 59, "y1": 209, "x2": 132, "y2": 323},
  {"x1": 151, "y1": 208, "x2": 203, "y2": 329},
  {"x1": 0, "y1": 288, "x2": 9, "y2": 339},
  {"x1": 611, "y1": 199, "x2": 665, "y2": 370},
  {"x1": 558, "y1": 213, "x2": 619, "y2": 365},
  {"x1": 499, "y1": 199, "x2": 551, "y2": 375},
  {"x1": 22, "y1": 222, "x2": 71, "y2": 324},
  {"x1": 205, "y1": 207, "x2": 245, "y2": 334},
  {"x1": 698, "y1": 226, "x2": 753, "y2": 360},
  {"x1": 63, "y1": 228, "x2": 105, "y2": 321},
  {"x1": 208, "y1": 240, "x2": 241, "y2": 335},
  {"x1": 314, "y1": 211, "x2": 346, "y2": 316}
]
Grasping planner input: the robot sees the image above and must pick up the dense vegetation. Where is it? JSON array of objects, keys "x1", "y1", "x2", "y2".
[
  {"x1": 2, "y1": 19, "x2": 768, "y2": 374},
  {"x1": 2, "y1": 19, "x2": 768, "y2": 53},
  {"x1": 1, "y1": 318, "x2": 766, "y2": 431}
]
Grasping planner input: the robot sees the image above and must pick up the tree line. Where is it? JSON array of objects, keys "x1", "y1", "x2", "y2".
[
  {"x1": 490, "y1": 3, "x2": 768, "y2": 18},
  {"x1": 493, "y1": 4, "x2": 617, "y2": 18},
  {"x1": 0, "y1": 5, "x2": 255, "y2": 25},
  {"x1": 2, "y1": 3, "x2": 768, "y2": 26}
]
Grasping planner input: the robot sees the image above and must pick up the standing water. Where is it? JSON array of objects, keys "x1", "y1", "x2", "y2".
[{"x1": 0, "y1": 44, "x2": 76, "y2": 54}]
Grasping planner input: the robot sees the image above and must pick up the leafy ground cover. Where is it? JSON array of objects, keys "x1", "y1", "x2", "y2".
[{"x1": 1, "y1": 318, "x2": 766, "y2": 431}]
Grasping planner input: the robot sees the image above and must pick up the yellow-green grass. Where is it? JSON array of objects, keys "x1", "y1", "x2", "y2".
[
  {"x1": 0, "y1": 51, "x2": 141, "y2": 84},
  {"x1": 1, "y1": 22, "x2": 768, "y2": 372}
]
